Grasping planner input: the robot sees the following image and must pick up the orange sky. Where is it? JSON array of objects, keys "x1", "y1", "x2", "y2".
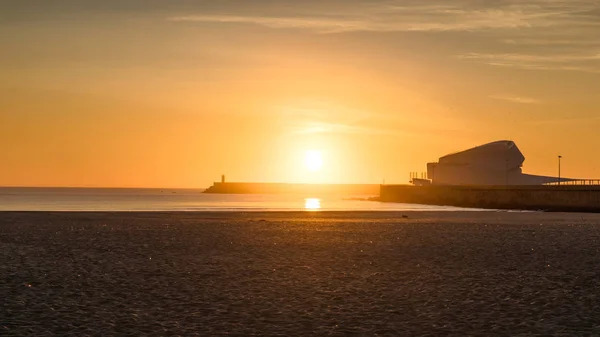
[{"x1": 1, "y1": 1, "x2": 600, "y2": 188}]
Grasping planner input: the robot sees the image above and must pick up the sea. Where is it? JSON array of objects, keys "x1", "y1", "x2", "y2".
[{"x1": 0, "y1": 187, "x2": 479, "y2": 212}]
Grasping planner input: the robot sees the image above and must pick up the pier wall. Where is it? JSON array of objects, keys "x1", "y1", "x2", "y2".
[
  {"x1": 380, "y1": 185, "x2": 600, "y2": 212},
  {"x1": 204, "y1": 182, "x2": 380, "y2": 195}
]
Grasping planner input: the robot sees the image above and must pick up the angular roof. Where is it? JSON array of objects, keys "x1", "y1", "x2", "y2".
[{"x1": 439, "y1": 140, "x2": 525, "y2": 170}]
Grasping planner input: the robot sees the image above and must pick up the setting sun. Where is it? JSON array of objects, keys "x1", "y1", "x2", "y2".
[
  {"x1": 305, "y1": 150, "x2": 323, "y2": 172},
  {"x1": 304, "y1": 198, "x2": 321, "y2": 211}
]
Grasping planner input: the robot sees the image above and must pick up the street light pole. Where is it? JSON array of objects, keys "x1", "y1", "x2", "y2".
[
  {"x1": 505, "y1": 158, "x2": 508, "y2": 186},
  {"x1": 558, "y1": 155, "x2": 562, "y2": 186}
]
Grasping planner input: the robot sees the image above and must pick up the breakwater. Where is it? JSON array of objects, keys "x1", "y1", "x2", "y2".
[
  {"x1": 380, "y1": 185, "x2": 600, "y2": 212},
  {"x1": 204, "y1": 182, "x2": 380, "y2": 195}
]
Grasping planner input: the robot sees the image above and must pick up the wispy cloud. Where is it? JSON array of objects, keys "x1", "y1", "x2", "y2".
[
  {"x1": 169, "y1": 15, "x2": 366, "y2": 33},
  {"x1": 168, "y1": 0, "x2": 600, "y2": 74},
  {"x1": 168, "y1": 1, "x2": 600, "y2": 33},
  {"x1": 290, "y1": 120, "x2": 394, "y2": 136},
  {"x1": 461, "y1": 52, "x2": 600, "y2": 63},
  {"x1": 277, "y1": 102, "x2": 473, "y2": 138},
  {"x1": 458, "y1": 52, "x2": 600, "y2": 74},
  {"x1": 279, "y1": 105, "x2": 397, "y2": 136},
  {"x1": 490, "y1": 94, "x2": 541, "y2": 104},
  {"x1": 502, "y1": 38, "x2": 600, "y2": 46},
  {"x1": 529, "y1": 115, "x2": 600, "y2": 125}
]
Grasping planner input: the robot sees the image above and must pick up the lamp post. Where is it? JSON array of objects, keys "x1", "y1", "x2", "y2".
[
  {"x1": 505, "y1": 158, "x2": 509, "y2": 186},
  {"x1": 558, "y1": 155, "x2": 562, "y2": 186}
]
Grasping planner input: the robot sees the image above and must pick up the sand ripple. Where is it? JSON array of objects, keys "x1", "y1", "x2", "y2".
[{"x1": 2, "y1": 211, "x2": 600, "y2": 335}]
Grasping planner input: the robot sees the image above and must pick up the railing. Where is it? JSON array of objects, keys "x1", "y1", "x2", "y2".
[{"x1": 544, "y1": 180, "x2": 600, "y2": 186}]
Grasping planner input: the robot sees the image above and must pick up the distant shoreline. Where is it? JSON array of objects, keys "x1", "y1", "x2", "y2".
[{"x1": 0, "y1": 186, "x2": 207, "y2": 191}]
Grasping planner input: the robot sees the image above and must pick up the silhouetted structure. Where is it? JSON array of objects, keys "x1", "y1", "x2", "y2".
[
  {"x1": 204, "y1": 182, "x2": 380, "y2": 195},
  {"x1": 380, "y1": 184, "x2": 600, "y2": 212},
  {"x1": 425, "y1": 140, "x2": 570, "y2": 185}
]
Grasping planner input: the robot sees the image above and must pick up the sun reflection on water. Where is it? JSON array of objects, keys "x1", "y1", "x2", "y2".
[{"x1": 304, "y1": 198, "x2": 321, "y2": 211}]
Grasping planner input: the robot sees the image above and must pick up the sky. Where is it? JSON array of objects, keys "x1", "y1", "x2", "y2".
[{"x1": 1, "y1": 0, "x2": 600, "y2": 187}]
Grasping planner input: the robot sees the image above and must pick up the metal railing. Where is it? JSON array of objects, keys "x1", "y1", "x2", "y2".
[{"x1": 544, "y1": 180, "x2": 600, "y2": 186}]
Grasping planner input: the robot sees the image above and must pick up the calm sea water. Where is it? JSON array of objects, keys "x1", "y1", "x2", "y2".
[{"x1": 0, "y1": 187, "x2": 479, "y2": 212}]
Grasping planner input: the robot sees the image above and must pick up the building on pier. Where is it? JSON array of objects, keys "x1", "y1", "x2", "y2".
[{"x1": 423, "y1": 140, "x2": 568, "y2": 186}]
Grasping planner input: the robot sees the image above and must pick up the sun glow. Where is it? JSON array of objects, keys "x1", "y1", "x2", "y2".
[
  {"x1": 305, "y1": 150, "x2": 323, "y2": 172},
  {"x1": 304, "y1": 198, "x2": 321, "y2": 211}
]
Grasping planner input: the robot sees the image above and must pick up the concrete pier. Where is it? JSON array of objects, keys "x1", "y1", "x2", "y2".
[
  {"x1": 204, "y1": 182, "x2": 380, "y2": 195},
  {"x1": 380, "y1": 185, "x2": 600, "y2": 212}
]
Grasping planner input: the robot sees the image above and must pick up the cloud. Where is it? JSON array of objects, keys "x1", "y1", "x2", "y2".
[
  {"x1": 168, "y1": 1, "x2": 600, "y2": 74},
  {"x1": 277, "y1": 102, "x2": 473, "y2": 138},
  {"x1": 169, "y1": 15, "x2": 366, "y2": 33},
  {"x1": 502, "y1": 38, "x2": 600, "y2": 46},
  {"x1": 168, "y1": 1, "x2": 600, "y2": 33},
  {"x1": 458, "y1": 52, "x2": 600, "y2": 73},
  {"x1": 529, "y1": 115, "x2": 600, "y2": 125},
  {"x1": 290, "y1": 121, "x2": 393, "y2": 136},
  {"x1": 460, "y1": 52, "x2": 600, "y2": 63},
  {"x1": 490, "y1": 94, "x2": 541, "y2": 104},
  {"x1": 279, "y1": 104, "x2": 398, "y2": 136}
]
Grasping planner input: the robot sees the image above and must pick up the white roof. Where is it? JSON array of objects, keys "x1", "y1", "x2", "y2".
[{"x1": 439, "y1": 140, "x2": 525, "y2": 170}]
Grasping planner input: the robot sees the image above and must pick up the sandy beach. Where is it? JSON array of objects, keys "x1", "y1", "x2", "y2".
[{"x1": 3, "y1": 211, "x2": 600, "y2": 335}]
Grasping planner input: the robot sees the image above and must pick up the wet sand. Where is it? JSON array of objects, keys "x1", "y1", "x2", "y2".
[{"x1": 3, "y1": 211, "x2": 600, "y2": 335}]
